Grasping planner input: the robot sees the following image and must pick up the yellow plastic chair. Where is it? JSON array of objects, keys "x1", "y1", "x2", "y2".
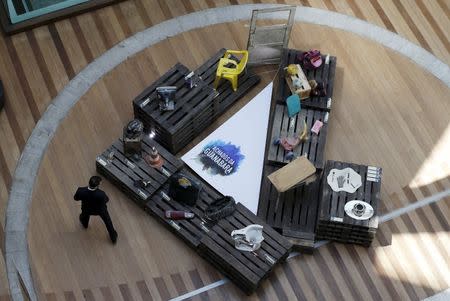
[{"x1": 213, "y1": 50, "x2": 249, "y2": 91}]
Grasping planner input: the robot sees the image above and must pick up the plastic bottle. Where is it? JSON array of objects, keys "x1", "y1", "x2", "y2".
[{"x1": 164, "y1": 210, "x2": 195, "y2": 220}]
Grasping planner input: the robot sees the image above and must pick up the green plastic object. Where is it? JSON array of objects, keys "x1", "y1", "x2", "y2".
[{"x1": 286, "y1": 94, "x2": 301, "y2": 118}]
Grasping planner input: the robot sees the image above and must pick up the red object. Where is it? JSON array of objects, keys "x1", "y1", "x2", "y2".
[
  {"x1": 164, "y1": 210, "x2": 195, "y2": 220},
  {"x1": 145, "y1": 146, "x2": 164, "y2": 168}
]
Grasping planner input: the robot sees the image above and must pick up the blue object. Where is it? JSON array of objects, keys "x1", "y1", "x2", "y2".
[{"x1": 286, "y1": 94, "x2": 301, "y2": 118}]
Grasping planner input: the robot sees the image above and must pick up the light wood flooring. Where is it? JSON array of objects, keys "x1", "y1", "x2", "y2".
[{"x1": 0, "y1": 0, "x2": 449, "y2": 300}]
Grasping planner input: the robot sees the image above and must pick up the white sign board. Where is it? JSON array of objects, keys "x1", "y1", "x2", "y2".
[{"x1": 182, "y1": 83, "x2": 273, "y2": 214}]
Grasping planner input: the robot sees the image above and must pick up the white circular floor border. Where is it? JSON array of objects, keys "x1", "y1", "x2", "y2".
[{"x1": 5, "y1": 4, "x2": 450, "y2": 300}]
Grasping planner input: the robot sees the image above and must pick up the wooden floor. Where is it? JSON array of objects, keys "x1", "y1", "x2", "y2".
[{"x1": 0, "y1": 0, "x2": 449, "y2": 300}]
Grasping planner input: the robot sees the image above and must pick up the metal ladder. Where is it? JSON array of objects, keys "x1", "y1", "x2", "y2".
[{"x1": 247, "y1": 6, "x2": 296, "y2": 65}]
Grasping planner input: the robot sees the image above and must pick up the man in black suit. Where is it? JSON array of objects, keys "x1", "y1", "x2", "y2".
[{"x1": 74, "y1": 176, "x2": 118, "y2": 244}]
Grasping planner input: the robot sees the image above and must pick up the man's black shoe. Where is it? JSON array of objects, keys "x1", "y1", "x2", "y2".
[
  {"x1": 111, "y1": 232, "x2": 118, "y2": 244},
  {"x1": 79, "y1": 214, "x2": 88, "y2": 229}
]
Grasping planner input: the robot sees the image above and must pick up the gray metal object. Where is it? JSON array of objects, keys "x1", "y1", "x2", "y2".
[{"x1": 247, "y1": 6, "x2": 296, "y2": 65}]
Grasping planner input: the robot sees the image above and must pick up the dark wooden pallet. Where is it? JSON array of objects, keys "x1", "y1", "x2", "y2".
[
  {"x1": 276, "y1": 48, "x2": 337, "y2": 111},
  {"x1": 257, "y1": 48, "x2": 338, "y2": 252},
  {"x1": 316, "y1": 160, "x2": 382, "y2": 246},
  {"x1": 97, "y1": 139, "x2": 291, "y2": 294},
  {"x1": 144, "y1": 167, "x2": 291, "y2": 294},
  {"x1": 267, "y1": 104, "x2": 328, "y2": 169},
  {"x1": 96, "y1": 135, "x2": 183, "y2": 208},
  {"x1": 133, "y1": 48, "x2": 261, "y2": 153},
  {"x1": 198, "y1": 202, "x2": 292, "y2": 294},
  {"x1": 144, "y1": 168, "x2": 222, "y2": 249},
  {"x1": 258, "y1": 165, "x2": 321, "y2": 252}
]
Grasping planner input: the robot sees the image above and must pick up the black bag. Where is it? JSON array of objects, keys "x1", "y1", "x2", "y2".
[
  {"x1": 204, "y1": 196, "x2": 236, "y2": 222},
  {"x1": 168, "y1": 173, "x2": 201, "y2": 206}
]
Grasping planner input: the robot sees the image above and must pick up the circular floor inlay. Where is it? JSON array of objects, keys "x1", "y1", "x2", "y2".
[{"x1": 5, "y1": 5, "x2": 450, "y2": 300}]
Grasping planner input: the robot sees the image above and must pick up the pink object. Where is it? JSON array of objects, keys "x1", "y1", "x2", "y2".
[
  {"x1": 280, "y1": 137, "x2": 300, "y2": 151},
  {"x1": 311, "y1": 120, "x2": 323, "y2": 135}
]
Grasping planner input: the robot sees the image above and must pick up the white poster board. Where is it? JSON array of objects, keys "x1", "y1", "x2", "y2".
[{"x1": 182, "y1": 83, "x2": 273, "y2": 214}]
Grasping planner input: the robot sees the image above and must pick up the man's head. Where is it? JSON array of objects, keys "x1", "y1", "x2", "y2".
[{"x1": 88, "y1": 176, "x2": 102, "y2": 189}]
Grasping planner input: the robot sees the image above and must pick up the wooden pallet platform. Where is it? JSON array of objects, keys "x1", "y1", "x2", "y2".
[
  {"x1": 198, "y1": 202, "x2": 292, "y2": 294},
  {"x1": 267, "y1": 104, "x2": 328, "y2": 169},
  {"x1": 144, "y1": 168, "x2": 222, "y2": 249},
  {"x1": 257, "y1": 165, "x2": 321, "y2": 252},
  {"x1": 276, "y1": 48, "x2": 337, "y2": 111},
  {"x1": 316, "y1": 160, "x2": 381, "y2": 246},
  {"x1": 97, "y1": 140, "x2": 291, "y2": 294},
  {"x1": 133, "y1": 48, "x2": 261, "y2": 153},
  {"x1": 257, "y1": 48, "x2": 338, "y2": 252},
  {"x1": 144, "y1": 167, "x2": 292, "y2": 294},
  {"x1": 96, "y1": 135, "x2": 183, "y2": 207}
]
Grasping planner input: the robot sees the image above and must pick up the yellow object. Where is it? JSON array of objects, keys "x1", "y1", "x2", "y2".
[
  {"x1": 214, "y1": 50, "x2": 249, "y2": 91},
  {"x1": 298, "y1": 120, "x2": 308, "y2": 141},
  {"x1": 284, "y1": 64, "x2": 311, "y2": 100},
  {"x1": 286, "y1": 64, "x2": 298, "y2": 76}
]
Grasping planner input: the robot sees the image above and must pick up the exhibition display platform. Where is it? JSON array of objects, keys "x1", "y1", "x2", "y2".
[
  {"x1": 97, "y1": 133, "x2": 292, "y2": 294},
  {"x1": 96, "y1": 45, "x2": 384, "y2": 293},
  {"x1": 257, "y1": 48, "x2": 341, "y2": 251},
  {"x1": 98, "y1": 49, "x2": 291, "y2": 294}
]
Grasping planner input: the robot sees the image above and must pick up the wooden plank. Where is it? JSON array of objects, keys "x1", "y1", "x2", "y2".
[{"x1": 257, "y1": 166, "x2": 274, "y2": 223}]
